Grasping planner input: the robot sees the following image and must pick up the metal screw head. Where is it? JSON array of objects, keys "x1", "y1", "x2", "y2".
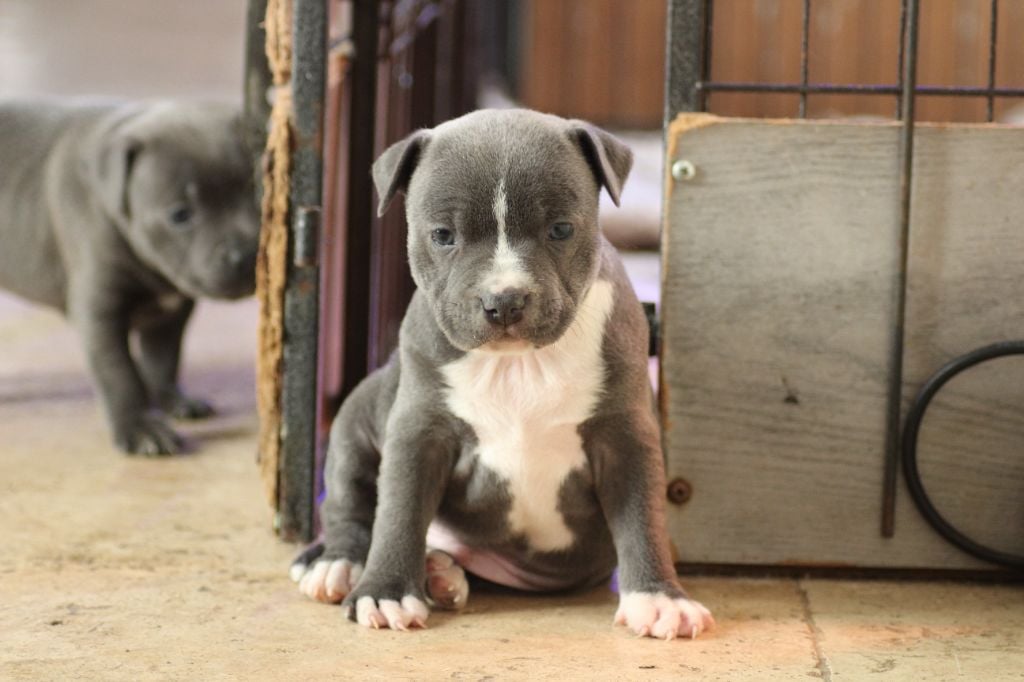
[
  {"x1": 667, "y1": 477, "x2": 693, "y2": 505},
  {"x1": 671, "y1": 159, "x2": 697, "y2": 181}
]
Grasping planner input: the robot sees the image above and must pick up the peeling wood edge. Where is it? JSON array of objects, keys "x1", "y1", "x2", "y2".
[{"x1": 659, "y1": 113, "x2": 722, "y2": 452}]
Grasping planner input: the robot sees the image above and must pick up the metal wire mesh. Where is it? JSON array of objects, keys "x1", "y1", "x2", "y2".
[{"x1": 671, "y1": 0, "x2": 1023, "y2": 123}]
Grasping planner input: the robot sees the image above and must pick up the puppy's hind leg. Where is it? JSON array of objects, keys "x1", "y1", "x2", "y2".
[
  {"x1": 425, "y1": 549, "x2": 469, "y2": 611},
  {"x1": 292, "y1": 368, "x2": 391, "y2": 604}
]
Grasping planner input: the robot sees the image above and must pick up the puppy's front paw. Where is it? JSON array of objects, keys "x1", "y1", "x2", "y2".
[
  {"x1": 614, "y1": 592, "x2": 715, "y2": 641},
  {"x1": 294, "y1": 558, "x2": 363, "y2": 604},
  {"x1": 343, "y1": 582, "x2": 430, "y2": 631},
  {"x1": 116, "y1": 414, "x2": 184, "y2": 455},
  {"x1": 161, "y1": 391, "x2": 215, "y2": 420}
]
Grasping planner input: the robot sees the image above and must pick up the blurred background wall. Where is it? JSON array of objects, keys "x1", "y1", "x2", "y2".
[
  {"x1": 3, "y1": 0, "x2": 1021, "y2": 122},
  {"x1": 510, "y1": 0, "x2": 1024, "y2": 126},
  {"x1": 0, "y1": 0, "x2": 247, "y2": 101}
]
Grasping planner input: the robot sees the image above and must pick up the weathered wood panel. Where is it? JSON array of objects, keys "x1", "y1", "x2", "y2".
[
  {"x1": 901, "y1": 125, "x2": 1024, "y2": 557},
  {"x1": 662, "y1": 114, "x2": 1024, "y2": 570}
]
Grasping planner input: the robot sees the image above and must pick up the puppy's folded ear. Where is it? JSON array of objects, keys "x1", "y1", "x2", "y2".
[
  {"x1": 373, "y1": 130, "x2": 430, "y2": 216},
  {"x1": 88, "y1": 125, "x2": 142, "y2": 223},
  {"x1": 568, "y1": 121, "x2": 633, "y2": 206}
]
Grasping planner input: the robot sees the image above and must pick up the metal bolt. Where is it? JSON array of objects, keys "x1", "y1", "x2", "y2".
[
  {"x1": 671, "y1": 159, "x2": 697, "y2": 181},
  {"x1": 667, "y1": 477, "x2": 693, "y2": 505}
]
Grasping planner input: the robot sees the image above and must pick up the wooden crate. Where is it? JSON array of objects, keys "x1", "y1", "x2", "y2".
[{"x1": 661, "y1": 114, "x2": 1024, "y2": 571}]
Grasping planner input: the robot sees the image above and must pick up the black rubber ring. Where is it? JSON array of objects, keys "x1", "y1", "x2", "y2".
[{"x1": 902, "y1": 340, "x2": 1024, "y2": 570}]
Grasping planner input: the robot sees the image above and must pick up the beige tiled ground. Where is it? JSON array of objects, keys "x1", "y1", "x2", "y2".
[{"x1": 2, "y1": 292, "x2": 1023, "y2": 681}]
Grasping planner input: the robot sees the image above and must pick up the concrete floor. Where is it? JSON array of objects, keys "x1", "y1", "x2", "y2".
[{"x1": 2, "y1": 291, "x2": 1024, "y2": 680}]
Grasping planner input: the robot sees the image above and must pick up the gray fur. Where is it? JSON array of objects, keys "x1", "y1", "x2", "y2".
[
  {"x1": 0, "y1": 99, "x2": 258, "y2": 455},
  {"x1": 309, "y1": 109, "x2": 684, "y2": 615}
]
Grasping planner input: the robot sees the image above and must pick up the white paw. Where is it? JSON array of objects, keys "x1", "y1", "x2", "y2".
[
  {"x1": 614, "y1": 592, "x2": 715, "y2": 640},
  {"x1": 294, "y1": 558, "x2": 363, "y2": 604},
  {"x1": 350, "y1": 595, "x2": 430, "y2": 631},
  {"x1": 425, "y1": 549, "x2": 470, "y2": 610}
]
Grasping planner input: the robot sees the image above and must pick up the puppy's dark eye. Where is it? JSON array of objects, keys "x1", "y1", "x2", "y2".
[
  {"x1": 431, "y1": 228, "x2": 455, "y2": 246},
  {"x1": 548, "y1": 222, "x2": 574, "y2": 241},
  {"x1": 169, "y1": 205, "x2": 194, "y2": 226}
]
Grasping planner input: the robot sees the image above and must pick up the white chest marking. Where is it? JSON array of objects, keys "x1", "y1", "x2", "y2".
[
  {"x1": 481, "y1": 177, "x2": 533, "y2": 293},
  {"x1": 441, "y1": 279, "x2": 615, "y2": 551}
]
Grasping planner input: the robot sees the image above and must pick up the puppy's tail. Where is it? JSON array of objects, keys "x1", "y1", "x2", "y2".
[{"x1": 288, "y1": 539, "x2": 325, "y2": 582}]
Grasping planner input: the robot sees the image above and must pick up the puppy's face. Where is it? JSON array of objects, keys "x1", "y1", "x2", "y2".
[
  {"x1": 98, "y1": 104, "x2": 259, "y2": 300},
  {"x1": 375, "y1": 110, "x2": 632, "y2": 352}
]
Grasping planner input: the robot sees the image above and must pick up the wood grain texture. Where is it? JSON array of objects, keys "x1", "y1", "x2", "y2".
[
  {"x1": 902, "y1": 124, "x2": 1024, "y2": 557},
  {"x1": 519, "y1": 0, "x2": 665, "y2": 128},
  {"x1": 661, "y1": 114, "x2": 1023, "y2": 570}
]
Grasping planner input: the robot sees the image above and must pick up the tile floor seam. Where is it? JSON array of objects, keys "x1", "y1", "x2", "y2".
[{"x1": 797, "y1": 579, "x2": 834, "y2": 682}]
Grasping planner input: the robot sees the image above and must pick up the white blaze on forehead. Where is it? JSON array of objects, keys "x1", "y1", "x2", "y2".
[{"x1": 482, "y1": 177, "x2": 533, "y2": 293}]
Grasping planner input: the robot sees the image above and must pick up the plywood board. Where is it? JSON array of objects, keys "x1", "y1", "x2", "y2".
[
  {"x1": 662, "y1": 114, "x2": 1024, "y2": 570},
  {"x1": 901, "y1": 126, "x2": 1024, "y2": 557}
]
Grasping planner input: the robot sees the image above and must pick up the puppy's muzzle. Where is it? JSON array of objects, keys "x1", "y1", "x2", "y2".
[
  {"x1": 224, "y1": 244, "x2": 257, "y2": 277},
  {"x1": 480, "y1": 289, "x2": 530, "y2": 327}
]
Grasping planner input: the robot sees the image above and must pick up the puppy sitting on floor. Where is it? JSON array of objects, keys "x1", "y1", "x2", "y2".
[
  {"x1": 291, "y1": 109, "x2": 713, "y2": 639},
  {"x1": 0, "y1": 100, "x2": 259, "y2": 455}
]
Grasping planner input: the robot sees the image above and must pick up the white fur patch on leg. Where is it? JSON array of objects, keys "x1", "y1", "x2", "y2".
[
  {"x1": 355, "y1": 596, "x2": 388, "y2": 629},
  {"x1": 614, "y1": 592, "x2": 715, "y2": 641},
  {"x1": 425, "y1": 548, "x2": 470, "y2": 610},
  {"x1": 356, "y1": 595, "x2": 429, "y2": 631},
  {"x1": 289, "y1": 562, "x2": 308, "y2": 583},
  {"x1": 295, "y1": 559, "x2": 363, "y2": 604}
]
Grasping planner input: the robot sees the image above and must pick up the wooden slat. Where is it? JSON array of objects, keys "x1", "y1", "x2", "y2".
[
  {"x1": 806, "y1": 0, "x2": 901, "y2": 119},
  {"x1": 519, "y1": 0, "x2": 665, "y2": 127},
  {"x1": 520, "y1": 0, "x2": 567, "y2": 118},
  {"x1": 661, "y1": 114, "x2": 1023, "y2": 570}
]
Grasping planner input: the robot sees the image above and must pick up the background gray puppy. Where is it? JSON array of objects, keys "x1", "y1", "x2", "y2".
[
  {"x1": 0, "y1": 100, "x2": 258, "y2": 455},
  {"x1": 292, "y1": 109, "x2": 714, "y2": 640}
]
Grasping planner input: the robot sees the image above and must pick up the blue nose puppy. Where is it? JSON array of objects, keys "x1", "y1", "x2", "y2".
[{"x1": 291, "y1": 109, "x2": 713, "y2": 639}]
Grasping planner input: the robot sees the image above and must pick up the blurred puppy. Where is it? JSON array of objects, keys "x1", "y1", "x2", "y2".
[{"x1": 0, "y1": 100, "x2": 259, "y2": 454}]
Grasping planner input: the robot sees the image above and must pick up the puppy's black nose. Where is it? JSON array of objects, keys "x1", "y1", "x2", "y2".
[
  {"x1": 225, "y1": 247, "x2": 256, "y2": 272},
  {"x1": 481, "y1": 290, "x2": 529, "y2": 327}
]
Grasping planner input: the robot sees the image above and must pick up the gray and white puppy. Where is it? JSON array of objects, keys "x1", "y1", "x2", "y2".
[
  {"x1": 292, "y1": 109, "x2": 713, "y2": 639},
  {"x1": 0, "y1": 100, "x2": 258, "y2": 455}
]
